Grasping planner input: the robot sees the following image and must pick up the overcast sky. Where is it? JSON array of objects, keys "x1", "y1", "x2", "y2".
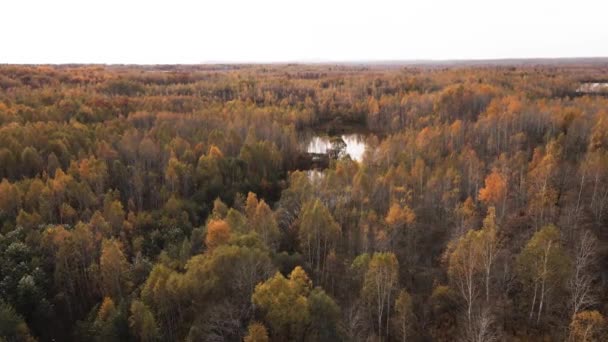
[{"x1": 2, "y1": 0, "x2": 607, "y2": 64}]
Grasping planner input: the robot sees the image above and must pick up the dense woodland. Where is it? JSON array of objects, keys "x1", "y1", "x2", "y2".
[{"x1": 0, "y1": 62, "x2": 607, "y2": 341}]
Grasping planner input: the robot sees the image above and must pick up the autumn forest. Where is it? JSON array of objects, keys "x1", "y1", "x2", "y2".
[{"x1": 0, "y1": 62, "x2": 608, "y2": 341}]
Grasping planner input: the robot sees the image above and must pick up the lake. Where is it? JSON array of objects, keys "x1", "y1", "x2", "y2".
[
  {"x1": 576, "y1": 82, "x2": 608, "y2": 94},
  {"x1": 304, "y1": 134, "x2": 368, "y2": 162}
]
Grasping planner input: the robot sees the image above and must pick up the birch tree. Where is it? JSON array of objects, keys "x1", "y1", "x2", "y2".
[
  {"x1": 362, "y1": 252, "x2": 399, "y2": 340},
  {"x1": 516, "y1": 225, "x2": 570, "y2": 324},
  {"x1": 478, "y1": 207, "x2": 500, "y2": 303},
  {"x1": 569, "y1": 230, "x2": 598, "y2": 317}
]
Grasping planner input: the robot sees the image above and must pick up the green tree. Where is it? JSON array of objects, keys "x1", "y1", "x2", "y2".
[
  {"x1": 129, "y1": 300, "x2": 160, "y2": 342},
  {"x1": 446, "y1": 229, "x2": 481, "y2": 324},
  {"x1": 0, "y1": 301, "x2": 36, "y2": 342},
  {"x1": 516, "y1": 224, "x2": 570, "y2": 324},
  {"x1": 20, "y1": 147, "x2": 43, "y2": 178},
  {"x1": 250, "y1": 199, "x2": 280, "y2": 249},
  {"x1": 141, "y1": 264, "x2": 181, "y2": 340},
  {"x1": 252, "y1": 266, "x2": 311, "y2": 339},
  {"x1": 308, "y1": 287, "x2": 342, "y2": 342},
  {"x1": 92, "y1": 297, "x2": 129, "y2": 342}
]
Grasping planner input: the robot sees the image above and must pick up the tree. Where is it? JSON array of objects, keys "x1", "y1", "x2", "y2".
[
  {"x1": 196, "y1": 148, "x2": 223, "y2": 200},
  {"x1": 569, "y1": 230, "x2": 598, "y2": 317},
  {"x1": 23, "y1": 178, "x2": 44, "y2": 212},
  {"x1": 569, "y1": 310, "x2": 607, "y2": 342},
  {"x1": 0, "y1": 301, "x2": 36, "y2": 342},
  {"x1": 446, "y1": 229, "x2": 481, "y2": 324},
  {"x1": 100, "y1": 238, "x2": 131, "y2": 300},
  {"x1": 581, "y1": 149, "x2": 608, "y2": 229},
  {"x1": 205, "y1": 219, "x2": 231, "y2": 250},
  {"x1": 0, "y1": 148, "x2": 16, "y2": 179},
  {"x1": 308, "y1": 287, "x2": 342, "y2": 342},
  {"x1": 178, "y1": 242, "x2": 274, "y2": 339},
  {"x1": 210, "y1": 198, "x2": 228, "y2": 220},
  {"x1": 385, "y1": 203, "x2": 416, "y2": 251},
  {"x1": 516, "y1": 224, "x2": 570, "y2": 324},
  {"x1": 16, "y1": 209, "x2": 42, "y2": 231},
  {"x1": 45, "y1": 224, "x2": 97, "y2": 319},
  {"x1": 447, "y1": 218, "x2": 500, "y2": 341},
  {"x1": 527, "y1": 141, "x2": 561, "y2": 229},
  {"x1": 453, "y1": 197, "x2": 478, "y2": 239},
  {"x1": 244, "y1": 322, "x2": 269, "y2": 342},
  {"x1": 298, "y1": 199, "x2": 341, "y2": 283},
  {"x1": 362, "y1": 252, "x2": 399, "y2": 339},
  {"x1": 0, "y1": 178, "x2": 21, "y2": 219},
  {"x1": 129, "y1": 300, "x2": 160, "y2": 342},
  {"x1": 103, "y1": 198, "x2": 125, "y2": 235},
  {"x1": 245, "y1": 192, "x2": 259, "y2": 219},
  {"x1": 463, "y1": 307, "x2": 499, "y2": 342},
  {"x1": 225, "y1": 208, "x2": 247, "y2": 234},
  {"x1": 141, "y1": 264, "x2": 180, "y2": 340},
  {"x1": 93, "y1": 296, "x2": 129, "y2": 342},
  {"x1": 478, "y1": 207, "x2": 500, "y2": 303},
  {"x1": 250, "y1": 199, "x2": 280, "y2": 249},
  {"x1": 20, "y1": 147, "x2": 43, "y2": 178},
  {"x1": 392, "y1": 289, "x2": 414, "y2": 342},
  {"x1": 252, "y1": 266, "x2": 311, "y2": 339},
  {"x1": 478, "y1": 169, "x2": 507, "y2": 218}
]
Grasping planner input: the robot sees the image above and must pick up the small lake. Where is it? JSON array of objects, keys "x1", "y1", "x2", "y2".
[
  {"x1": 304, "y1": 134, "x2": 368, "y2": 162},
  {"x1": 577, "y1": 82, "x2": 608, "y2": 94}
]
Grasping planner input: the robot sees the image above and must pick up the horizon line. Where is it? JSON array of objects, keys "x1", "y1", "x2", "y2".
[{"x1": 2, "y1": 56, "x2": 608, "y2": 67}]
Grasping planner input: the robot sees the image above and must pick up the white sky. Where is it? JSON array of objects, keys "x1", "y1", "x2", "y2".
[{"x1": 1, "y1": 0, "x2": 607, "y2": 64}]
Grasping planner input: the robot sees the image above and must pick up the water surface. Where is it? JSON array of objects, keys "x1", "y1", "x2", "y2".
[{"x1": 304, "y1": 134, "x2": 367, "y2": 161}]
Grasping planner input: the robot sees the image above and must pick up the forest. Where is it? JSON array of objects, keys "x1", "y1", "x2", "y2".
[{"x1": 0, "y1": 62, "x2": 607, "y2": 341}]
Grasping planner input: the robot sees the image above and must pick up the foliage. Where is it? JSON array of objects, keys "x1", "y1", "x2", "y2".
[{"x1": 0, "y1": 63, "x2": 607, "y2": 341}]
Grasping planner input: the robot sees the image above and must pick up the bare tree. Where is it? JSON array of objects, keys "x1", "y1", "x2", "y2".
[
  {"x1": 569, "y1": 230, "x2": 598, "y2": 317},
  {"x1": 342, "y1": 301, "x2": 368, "y2": 342},
  {"x1": 462, "y1": 307, "x2": 499, "y2": 342},
  {"x1": 479, "y1": 207, "x2": 500, "y2": 303}
]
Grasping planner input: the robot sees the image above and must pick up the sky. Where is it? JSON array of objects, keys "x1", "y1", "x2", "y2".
[{"x1": 1, "y1": 0, "x2": 607, "y2": 64}]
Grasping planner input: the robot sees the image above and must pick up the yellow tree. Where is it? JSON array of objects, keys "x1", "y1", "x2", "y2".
[
  {"x1": 385, "y1": 203, "x2": 416, "y2": 251},
  {"x1": 100, "y1": 238, "x2": 131, "y2": 300},
  {"x1": 362, "y1": 252, "x2": 399, "y2": 340},
  {"x1": 298, "y1": 199, "x2": 341, "y2": 283},
  {"x1": 244, "y1": 322, "x2": 269, "y2": 342},
  {"x1": 527, "y1": 140, "x2": 561, "y2": 229},
  {"x1": 392, "y1": 289, "x2": 414, "y2": 342},
  {"x1": 245, "y1": 191, "x2": 259, "y2": 219},
  {"x1": 453, "y1": 196, "x2": 478, "y2": 239},
  {"x1": 569, "y1": 310, "x2": 607, "y2": 342},
  {"x1": 446, "y1": 220, "x2": 500, "y2": 340},
  {"x1": 0, "y1": 178, "x2": 21, "y2": 218}
]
